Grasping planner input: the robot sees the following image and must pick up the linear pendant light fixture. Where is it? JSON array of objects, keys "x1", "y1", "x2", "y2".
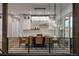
[{"x1": 34, "y1": 8, "x2": 46, "y2": 16}]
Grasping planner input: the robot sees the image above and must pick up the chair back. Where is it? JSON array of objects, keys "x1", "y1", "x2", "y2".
[
  {"x1": 29, "y1": 36, "x2": 33, "y2": 45},
  {"x1": 45, "y1": 36, "x2": 49, "y2": 44},
  {"x1": 35, "y1": 36, "x2": 43, "y2": 44}
]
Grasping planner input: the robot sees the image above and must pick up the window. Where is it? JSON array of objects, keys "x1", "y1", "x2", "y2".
[
  {"x1": 64, "y1": 16, "x2": 70, "y2": 38},
  {"x1": 64, "y1": 15, "x2": 72, "y2": 38},
  {"x1": 70, "y1": 16, "x2": 72, "y2": 38}
]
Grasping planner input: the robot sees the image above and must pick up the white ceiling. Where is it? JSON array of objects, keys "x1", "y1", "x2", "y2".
[
  {"x1": 8, "y1": 3, "x2": 53, "y2": 15},
  {"x1": 0, "y1": 3, "x2": 72, "y2": 15}
]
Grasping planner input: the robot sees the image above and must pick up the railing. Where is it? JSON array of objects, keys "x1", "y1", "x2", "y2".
[
  {"x1": 7, "y1": 37, "x2": 72, "y2": 55},
  {"x1": 0, "y1": 37, "x2": 73, "y2": 55}
]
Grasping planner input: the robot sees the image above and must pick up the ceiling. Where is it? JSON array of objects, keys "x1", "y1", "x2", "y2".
[
  {"x1": 7, "y1": 3, "x2": 71, "y2": 15},
  {"x1": 0, "y1": 3, "x2": 72, "y2": 15},
  {"x1": 8, "y1": 3, "x2": 53, "y2": 15}
]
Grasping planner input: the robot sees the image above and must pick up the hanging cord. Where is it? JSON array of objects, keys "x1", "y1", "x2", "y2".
[
  {"x1": 54, "y1": 3, "x2": 56, "y2": 20},
  {"x1": 49, "y1": 3, "x2": 50, "y2": 16},
  {"x1": 60, "y1": 4, "x2": 62, "y2": 23}
]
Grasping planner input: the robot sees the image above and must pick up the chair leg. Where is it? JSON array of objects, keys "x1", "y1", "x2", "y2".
[
  {"x1": 19, "y1": 43, "x2": 20, "y2": 48},
  {"x1": 30, "y1": 45, "x2": 32, "y2": 49},
  {"x1": 25, "y1": 44, "x2": 26, "y2": 50},
  {"x1": 58, "y1": 43, "x2": 60, "y2": 48},
  {"x1": 45, "y1": 44, "x2": 48, "y2": 49},
  {"x1": 41, "y1": 45, "x2": 43, "y2": 49},
  {"x1": 25, "y1": 44, "x2": 28, "y2": 50}
]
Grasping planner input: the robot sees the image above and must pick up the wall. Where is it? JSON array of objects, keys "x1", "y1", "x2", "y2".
[
  {"x1": 0, "y1": 4, "x2": 2, "y2": 49},
  {"x1": 22, "y1": 22, "x2": 55, "y2": 37},
  {"x1": 19, "y1": 16, "x2": 56, "y2": 37},
  {"x1": 73, "y1": 4, "x2": 79, "y2": 54},
  {"x1": 7, "y1": 15, "x2": 20, "y2": 37},
  {"x1": 0, "y1": 18, "x2": 2, "y2": 41},
  {"x1": 7, "y1": 15, "x2": 12, "y2": 37},
  {"x1": 56, "y1": 3, "x2": 72, "y2": 37}
]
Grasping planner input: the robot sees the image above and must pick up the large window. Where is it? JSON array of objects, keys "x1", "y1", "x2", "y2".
[
  {"x1": 70, "y1": 16, "x2": 72, "y2": 38},
  {"x1": 64, "y1": 14, "x2": 72, "y2": 48},
  {"x1": 64, "y1": 16, "x2": 70, "y2": 38},
  {"x1": 64, "y1": 14, "x2": 72, "y2": 38}
]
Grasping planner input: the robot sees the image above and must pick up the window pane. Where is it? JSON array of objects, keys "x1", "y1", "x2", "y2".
[
  {"x1": 70, "y1": 16, "x2": 72, "y2": 38},
  {"x1": 64, "y1": 17, "x2": 70, "y2": 38}
]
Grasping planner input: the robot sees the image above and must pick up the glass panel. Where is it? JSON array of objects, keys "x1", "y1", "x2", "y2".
[
  {"x1": 64, "y1": 17, "x2": 70, "y2": 38},
  {"x1": 64, "y1": 14, "x2": 72, "y2": 53},
  {"x1": 70, "y1": 16, "x2": 72, "y2": 38}
]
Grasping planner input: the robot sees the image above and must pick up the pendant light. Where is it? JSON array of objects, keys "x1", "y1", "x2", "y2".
[{"x1": 34, "y1": 8, "x2": 46, "y2": 16}]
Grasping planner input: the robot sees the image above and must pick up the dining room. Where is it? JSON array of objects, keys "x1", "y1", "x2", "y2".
[{"x1": 0, "y1": 3, "x2": 72, "y2": 55}]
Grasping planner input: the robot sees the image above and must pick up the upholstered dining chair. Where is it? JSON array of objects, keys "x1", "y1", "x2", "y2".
[
  {"x1": 19, "y1": 37, "x2": 28, "y2": 48},
  {"x1": 28, "y1": 36, "x2": 33, "y2": 49},
  {"x1": 52, "y1": 37, "x2": 60, "y2": 48},
  {"x1": 35, "y1": 36, "x2": 43, "y2": 48},
  {"x1": 56, "y1": 37, "x2": 61, "y2": 47},
  {"x1": 49, "y1": 37, "x2": 54, "y2": 48},
  {"x1": 45, "y1": 36, "x2": 49, "y2": 48}
]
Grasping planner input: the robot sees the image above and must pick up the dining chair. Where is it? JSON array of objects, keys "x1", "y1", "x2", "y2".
[
  {"x1": 28, "y1": 36, "x2": 33, "y2": 49},
  {"x1": 35, "y1": 36, "x2": 43, "y2": 48},
  {"x1": 45, "y1": 36, "x2": 49, "y2": 48},
  {"x1": 52, "y1": 37, "x2": 60, "y2": 48},
  {"x1": 19, "y1": 37, "x2": 28, "y2": 48}
]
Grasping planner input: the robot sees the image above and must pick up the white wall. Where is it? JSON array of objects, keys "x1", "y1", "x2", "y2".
[
  {"x1": 8, "y1": 15, "x2": 20, "y2": 37},
  {"x1": 20, "y1": 16, "x2": 57, "y2": 37},
  {"x1": 18, "y1": 16, "x2": 55, "y2": 37},
  {"x1": 22, "y1": 25, "x2": 55, "y2": 37},
  {"x1": 7, "y1": 15, "x2": 12, "y2": 37},
  {"x1": 56, "y1": 3, "x2": 72, "y2": 37},
  {"x1": 12, "y1": 17, "x2": 19, "y2": 37}
]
